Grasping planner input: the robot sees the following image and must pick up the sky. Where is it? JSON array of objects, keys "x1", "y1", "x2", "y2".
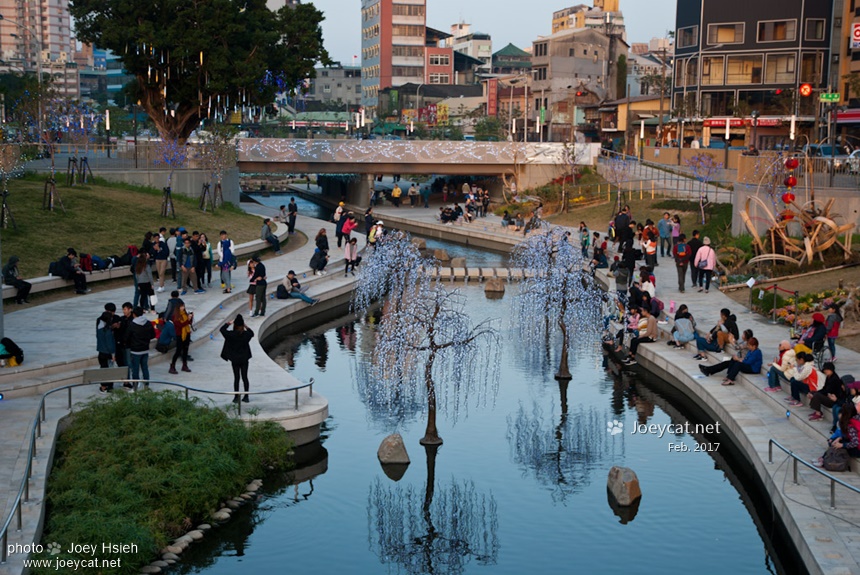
[{"x1": 307, "y1": 0, "x2": 679, "y2": 65}]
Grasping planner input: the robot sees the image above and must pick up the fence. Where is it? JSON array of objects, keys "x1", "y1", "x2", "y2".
[{"x1": 749, "y1": 283, "x2": 800, "y2": 335}]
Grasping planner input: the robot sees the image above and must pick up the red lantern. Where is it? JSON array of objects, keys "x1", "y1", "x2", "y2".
[
  {"x1": 781, "y1": 210, "x2": 795, "y2": 221},
  {"x1": 785, "y1": 157, "x2": 799, "y2": 170},
  {"x1": 781, "y1": 191, "x2": 795, "y2": 204},
  {"x1": 783, "y1": 175, "x2": 797, "y2": 189}
]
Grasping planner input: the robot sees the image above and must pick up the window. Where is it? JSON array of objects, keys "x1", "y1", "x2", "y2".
[
  {"x1": 392, "y1": 45, "x2": 423, "y2": 58},
  {"x1": 674, "y1": 57, "x2": 698, "y2": 87},
  {"x1": 701, "y1": 56, "x2": 725, "y2": 85},
  {"x1": 800, "y1": 52, "x2": 823, "y2": 83},
  {"x1": 805, "y1": 19, "x2": 825, "y2": 41},
  {"x1": 429, "y1": 73, "x2": 449, "y2": 84},
  {"x1": 321, "y1": 70, "x2": 328, "y2": 77},
  {"x1": 725, "y1": 55, "x2": 762, "y2": 84},
  {"x1": 392, "y1": 4, "x2": 425, "y2": 16},
  {"x1": 391, "y1": 24, "x2": 423, "y2": 37},
  {"x1": 429, "y1": 54, "x2": 450, "y2": 66},
  {"x1": 677, "y1": 26, "x2": 698, "y2": 48},
  {"x1": 764, "y1": 53, "x2": 795, "y2": 83},
  {"x1": 533, "y1": 43, "x2": 547, "y2": 57},
  {"x1": 323, "y1": 84, "x2": 331, "y2": 93},
  {"x1": 758, "y1": 20, "x2": 797, "y2": 42},
  {"x1": 707, "y1": 23, "x2": 744, "y2": 45},
  {"x1": 533, "y1": 66, "x2": 547, "y2": 81},
  {"x1": 391, "y1": 66, "x2": 423, "y2": 77}
]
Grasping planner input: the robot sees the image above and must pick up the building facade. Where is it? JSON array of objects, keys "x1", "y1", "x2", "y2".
[
  {"x1": 551, "y1": 1, "x2": 626, "y2": 40},
  {"x1": 307, "y1": 63, "x2": 362, "y2": 107},
  {"x1": 450, "y1": 23, "x2": 492, "y2": 67},
  {"x1": 672, "y1": 0, "x2": 832, "y2": 121},
  {"x1": 0, "y1": 0, "x2": 74, "y2": 86}
]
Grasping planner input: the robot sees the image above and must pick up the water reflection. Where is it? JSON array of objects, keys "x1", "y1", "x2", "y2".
[
  {"x1": 506, "y1": 402, "x2": 619, "y2": 504},
  {"x1": 368, "y1": 446, "x2": 499, "y2": 575}
]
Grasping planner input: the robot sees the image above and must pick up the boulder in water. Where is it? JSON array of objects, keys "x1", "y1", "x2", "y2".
[
  {"x1": 377, "y1": 433, "x2": 410, "y2": 465},
  {"x1": 607, "y1": 466, "x2": 641, "y2": 507}
]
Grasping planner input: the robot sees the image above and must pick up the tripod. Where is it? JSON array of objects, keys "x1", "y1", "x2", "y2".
[
  {"x1": 43, "y1": 177, "x2": 66, "y2": 212},
  {"x1": 66, "y1": 157, "x2": 78, "y2": 186},
  {"x1": 161, "y1": 186, "x2": 176, "y2": 219},
  {"x1": 199, "y1": 182, "x2": 213, "y2": 212},
  {"x1": 79, "y1": 156, "x2": 93, "y2": 184},
  {"x1": 0, "y1": 190, "x2": 17, "y2": 230}
]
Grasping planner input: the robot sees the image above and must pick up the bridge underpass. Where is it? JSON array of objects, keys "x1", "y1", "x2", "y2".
[{"x1": 237, "y1": 139, "x2": 599, "y2": 208}]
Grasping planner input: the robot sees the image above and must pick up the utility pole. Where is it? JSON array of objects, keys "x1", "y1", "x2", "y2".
[{"x1": 657, "y1": 47, "x2": 668, "y2": 147}]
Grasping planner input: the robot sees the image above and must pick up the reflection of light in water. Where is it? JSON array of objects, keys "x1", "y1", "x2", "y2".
[
  {"x1": 368, "y1": 477, "x2": 499, "y2": 575},
  {"x1": 507, "y1": 404, "x2": 622, "y2": 504}
]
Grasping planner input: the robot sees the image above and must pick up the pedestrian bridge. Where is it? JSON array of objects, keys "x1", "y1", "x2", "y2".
[{"x1": 237, "y1": 139, "x2": 598, "y2": 177}]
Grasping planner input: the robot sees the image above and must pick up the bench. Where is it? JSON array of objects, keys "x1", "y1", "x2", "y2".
[{"x1": 2, "y1": 222, "x2": 290, "y2": 302}]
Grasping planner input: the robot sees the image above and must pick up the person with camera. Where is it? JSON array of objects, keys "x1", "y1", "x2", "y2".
[
  {"x1": 168, "y1": 302, "x2": 193, "y2": 374},
  {"x1": 220, "y1": 314, "x2": 254, "y2": 403}
]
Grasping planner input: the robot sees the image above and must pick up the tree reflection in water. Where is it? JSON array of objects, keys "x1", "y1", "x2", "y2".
[
  {"x1": 507, "y1": 403, "x2": 620, "y2": 504},
  {"x1": 368, "y1": 446, "x2": 499, "y2": 575}
]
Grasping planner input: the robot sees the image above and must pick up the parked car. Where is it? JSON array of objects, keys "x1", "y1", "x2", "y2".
[{"x1": 803, "y1": 144, "x2": 850, "y2": 171}]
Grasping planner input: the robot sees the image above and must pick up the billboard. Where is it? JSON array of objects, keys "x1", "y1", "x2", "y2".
[{"x1": 487, "y1": 78, "x2": 498, "y2": 117}]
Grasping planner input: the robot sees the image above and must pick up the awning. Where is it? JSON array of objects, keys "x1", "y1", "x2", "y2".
[{"x1": 837, "y1": 109, "x2": 860, "y2": 124}]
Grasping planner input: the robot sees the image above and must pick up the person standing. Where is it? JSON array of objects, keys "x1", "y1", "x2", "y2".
[
  {"x1": 421, "y1": 185, "x2": 431, "y2": 208},
  {"x1": 287, "y1": 197, "x2": 298, "y2": 234},
  {"x1": 167, "y1": 228, "x2": 181, "y2": 284},
  {"x1": 199, "y1": 233, "x2": 213, "y2": 287},
  {"x1": 686, "y1": 230, "x2": 703, "y2": 289},
  {"x1": 178, "y1": 237, "x2": 201, "y2": 295},
  {"x1": 168, "y1": 302, "x2": 193, "y2": 374},
  {"x1": 251, "y1": 256, "x2": 268, "y2": 317},
  {"x1": 670, "y1": 215, "x2": 682, "y2": 248},
  {"x1": 335, "y1": 207, "x2": 347, "y2": 247},
  {"x1": 657, "y1": 212, "x2": 672, "y2": 258},
  {"x1": 408, "y1": 183, "x2": 419, "y2": 207},
  {"x1": 221, "y1": 314, "x2": 254, "y2": 403},
  {"x1": 134, "y1": 252, "x2": 155, "y2": 312},
  {"x1": 391, "y1": 183, "x2": 402, "y2": 207},
  {"x1": 344, "y1": 237, "x2": 359, "y2": 276},
  {"x1": 153, "y1": 234, "x2": 169, "y2": 292},
  {"x1": 693, "y1": 236, "x2": 717, "y2": 293},
  {"x1": 112, "y1": 302, "x2": 132, "y2": 385},
  {"x1": 2, "y1": 256, "x2": 31, "y2": 304},
  {"x1": 125, "y1": 306, "x2": 155, "y2": 385},
  {"x1": 217, "y1": 230, "x2": 235, "y2": 293},
  {"x1": 578, "y1": 223, "x2": 590, "y2": 258},
  {"x1": 342, "y1": 213, "x2": 357, "y2": 243},
  {"x1": 96, "y1": 305, "x2": 117, "y2": 392},
  {"x1": 672, "y1": 234, "x2": 691, "y2": 293}
]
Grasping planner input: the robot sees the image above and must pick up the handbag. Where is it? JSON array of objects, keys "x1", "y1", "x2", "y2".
[
  {"x1": 697, "y1": 248, "x2": 710, "y2": 269},
  {"x1": 149, "y1": 293, "x2": 158, "y2": 307}
]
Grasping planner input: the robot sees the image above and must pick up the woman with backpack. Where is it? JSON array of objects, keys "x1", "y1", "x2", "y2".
[
  {"x1": 692, "y1": 237, "x2": 717, "y2": 293},
  {"x1": 220, "y1": 314, "x2": 254, "y2": 403},
  {"x1": 672, "y1": 234, "x2": 691, "y2": 293}
]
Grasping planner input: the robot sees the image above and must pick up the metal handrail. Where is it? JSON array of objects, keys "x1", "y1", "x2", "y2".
[
  {"x1": 0, "y1": 376, "x2": 314, "y2": 564},
  {"x1": 767, "y1": 438, "x2": 860, "y2": 509}
]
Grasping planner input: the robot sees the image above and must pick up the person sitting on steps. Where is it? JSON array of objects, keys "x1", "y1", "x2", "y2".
[{"x1": 699, "y1": 337, "x2": 762, "y2": 386}]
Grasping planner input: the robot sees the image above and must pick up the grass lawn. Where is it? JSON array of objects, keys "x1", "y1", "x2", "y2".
[
  {"x1": 1, "y1": 174, "x2": 265, "y2": 278},
  {"x1": 547, "y1": 197, "x2": 734, "y2": 246}
]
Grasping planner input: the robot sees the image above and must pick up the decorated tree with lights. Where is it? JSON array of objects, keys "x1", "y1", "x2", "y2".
[
  {"x1": 197, "y1": 124, "x2": 238, "y2": 210},
  {"x1": 69, "y1": 0, "x2": 330, "y2": 141},
  {"x1": 512, "y1": 226, "x2": 602, "y2": 390},
  {"x1": 685, "y1": 152, "x2": 723, "y2": 224},
  {"x1": 601, "y1": 154, "x2": 632, "y2": 215},
  {"x1": 353, "y1": 232, "x2": 500, "y2": 446}
]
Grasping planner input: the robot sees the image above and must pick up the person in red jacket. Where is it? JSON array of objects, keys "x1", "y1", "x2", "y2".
[{"x1": 341, "y1": 213, "x2": 358, "y2": 243}]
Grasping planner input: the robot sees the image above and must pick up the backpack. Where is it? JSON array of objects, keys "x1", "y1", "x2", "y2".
[
  {"x1": 127, "y1": 245, "x2": 139, "y2": 257},
  {"x1": 79, "y1": 253, "x2": 93, "y2": 272},
  {"x1": 276, "y1": 284, "x2": 290, "y2": 299},
  {"x1": 823, "y1": 446, "x2": 850, "y2": 472},
  {"x1": 653, "y1": 297, "x2": 665, "y2": 312},
  {"x1": 91, "y1": 255, "x2": 106, "y2": 270},
  {"x1": 1, "y1": 337, "x2": 24, "y2": 365},
  {"x1": 676, "y1": 242, "x2": 688, "y2": 259},
  {"x1": 48, "y1": 260, "x2": 59, "y2": 276}
]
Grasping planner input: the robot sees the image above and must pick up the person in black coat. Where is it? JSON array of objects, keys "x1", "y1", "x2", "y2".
[{"x1": 220, "y1": 314, "x2": 254, "y2": 403}]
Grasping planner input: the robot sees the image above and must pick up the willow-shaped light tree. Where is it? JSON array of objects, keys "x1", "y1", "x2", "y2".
[
  {"x1": 601, "y1": 154, "x2": 632, "y2": 216},
  {"x1": 686, "y1": 152, "x2": 723, "y2": 224},
  {"x1": 512, "y1": 226, "x2": 603, "y2": 385},
  {"x1": 198, "y1": 124, "x2": 238, "y2": 210},
  {"x1": 353, "y1": 232, "x2": 500, "y2": 446}
]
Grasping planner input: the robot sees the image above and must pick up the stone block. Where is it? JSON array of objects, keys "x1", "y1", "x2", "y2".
[
  {"x1": 433, "y1": 249, "x2": 450, "y2": 263},
  {"x1": 378, "y1": 433, "x2": 410, "y2": 465},
  {"x1": 607, "y1": 466, "x2": 642, "y2": 506},
  {"x1": 485, "y1": 279, "x2": 506, "y2": 294},
  {"x1": 450, "y1": 257, "x2": 466, "y2": 268},
  {"x1": 411, "y1": 238, "x2": 427, "y2": 250}
]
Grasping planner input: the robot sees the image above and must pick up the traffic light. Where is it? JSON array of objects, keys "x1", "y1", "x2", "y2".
[{"x1": 799, "y1": 83, "x2": 813, "y2": 97}]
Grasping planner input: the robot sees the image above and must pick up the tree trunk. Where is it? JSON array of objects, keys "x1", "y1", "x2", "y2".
[
  {"x1": 420, "y1": 352, "x2": 443, "y2": 445},
  {"x1": 555, "y1": 288, "x2": 572, "y2": 381}
]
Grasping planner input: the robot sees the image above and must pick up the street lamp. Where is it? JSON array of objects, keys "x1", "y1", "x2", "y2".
[
  {"x1": 1, "y1": 14, "x2": 44, "y2": 143},
  {"x1": 750, "y1": 109, "x2": 760, "y2": 150}
]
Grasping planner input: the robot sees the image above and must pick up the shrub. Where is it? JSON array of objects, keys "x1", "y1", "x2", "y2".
[{"x1": 32, "y1": 391, "x2": 292, "y2": 574}]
